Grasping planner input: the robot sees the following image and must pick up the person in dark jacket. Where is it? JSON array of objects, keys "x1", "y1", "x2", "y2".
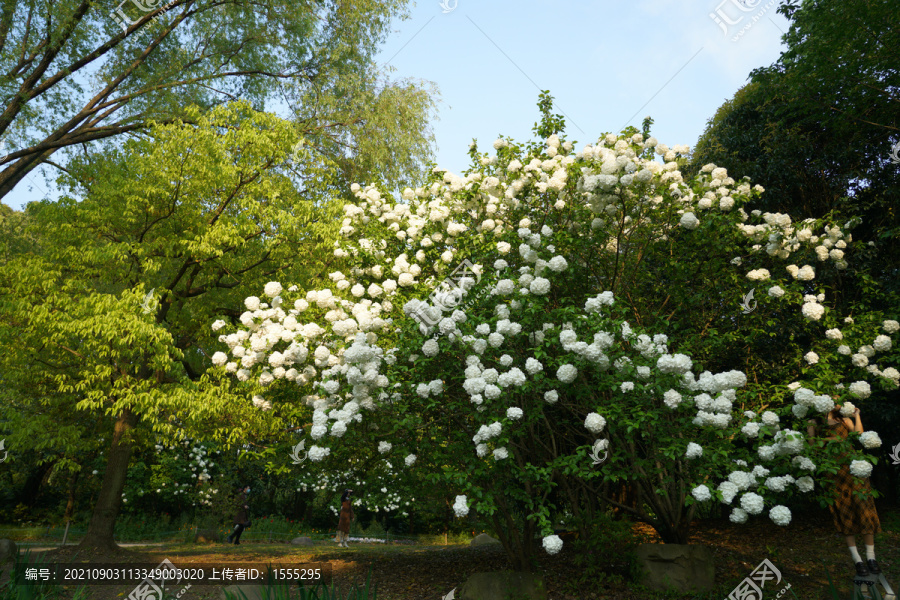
[
  {"x1": 226, "y1": 486, "x2": 251, "y2": 545},
  {"x1": 334, "y1": 489, "x2": 354, "y2": 548}
]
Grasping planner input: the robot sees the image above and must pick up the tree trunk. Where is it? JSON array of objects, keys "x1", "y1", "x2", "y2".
[
  {"x1": 64, "y1": 470, "x2": 80, "y2": 522},
  {"x1": 79, "y1": 407, "x2": 139, "y2": 551}
]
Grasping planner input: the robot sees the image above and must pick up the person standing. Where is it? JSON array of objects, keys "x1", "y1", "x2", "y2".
[
  {"x1": 226, "y1": 485, "x2": 251, "y2": 545},
  {"x1": 808, "y1": 404, "x2": 882, "y2": 576},
  {"x1": 334, "y1": 489, "x2": 354, "y2": 548}
]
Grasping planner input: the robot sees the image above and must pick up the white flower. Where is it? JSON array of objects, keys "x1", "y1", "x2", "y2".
[
  {"x1": 548, "y1": 256, "x2": 568, "y2": 272},
  {"x1": 663, "y1": 389, "x2": 682, "y2": 409},
  {"x1": 804, "y1": 351, "x2": 819, "y2": 365},
  {"x1": 768, "y1": 286, "x2": 785, "y2": 298},
  {"x1": 422, "y1": 339, "x2": 439, "y2": 357},
  {"x1": 245, "y1": 296, "x2": 261, "y2": 310},
  {"x1": 740, "y1": 492, "x2": 764, "y2": 515},
  {"x1": 685, "y1": 443, "x2": 703, "y2": 459},
  {"x1": 680, "y1": 213, "x2": 699, "y2": 230},
  {"x1": 850, "y1": 460, "x2": 873, "y2": 478},
  {"x1": 849, "y1": 381, "x2": 871, "y2": 399},
  {"x1": 826, "y1": 328, "x2": 843, "y2": 340},
  {"x1": 525, "y1": 357, "x2": 543, "y2": 374},
  {"x1": 584, "y1": 413, "x2": 606, "y2": 434},
  {"x1": 692, "y1": 485, "x2": 711, "y2": 502},
  {"x1": 761, "y1": 411, "x2": 779, "y2": 426},
  {"x1": 802, "y1": 302, "x2": 825, "y2": 321},
  {"x1": 378, "y1": 441, "x2": 392, "y2": 454},
  {"x1": 308, "y1": 445, "x2": 331, "y2": 462},
  {"x1": 621, "y1": 381, "x2": 635, "y2": 392},
  {"x1": 718, "y1": 481, "x2": 739, "y2": 504},
  {"x1": 530, "y1": 277, "x2": 551, "y2": 295},
  {"x1": 543, "y1": 534, "x2": 563, "y2": 555},
  {"x1": 874, "y1": 335, "x2": 892, "y2": 352},
  {"x1": 729, "y1": 508, "x2": 749, "y2": 524},
  {"x1": 742, "y1": 422, "x2": 760, "y2": 438},
  {"x1": 769, "y1": 505, "x2": 791, "y2": 526},
  {"x1": 557, "y1": 364, "x2": 578, "y2": 384},
  {"x1": 747, "y1": 269, "x2": 770, "y2": 281},
  {"x1": 212, "y1": 352, "x2": 228, "y2": 366},
  {"x1": 264, "y1": 282, "x2": 283, "y2": 298},
  {"x1": 796, "y1": 265, "x2": 815, "y2": 280},
  {"x1": 493, "y1": 447, "x2": 509, "y2": 460},
  {"x1": 453, "y1": 495, "x2": 469, "y2": 517},
  {"x1": 859, "y1": 431, "x2": 882, "y2": 449},
  {"x1": 797, "y1": 476, "x2": 814, "y2": 492},
  {"x1": 544, "y1": 390, "x2": 559, "y2": 403},
  {"x1": 883, "y1": 320, "x2": 900, "y2": 334},
  {"x1": 507, "y1": 407, "x2": 524, "y2": 420}
]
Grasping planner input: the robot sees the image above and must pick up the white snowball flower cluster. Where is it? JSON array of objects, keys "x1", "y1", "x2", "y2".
[
  {"x1": 859, "y1": 431, "x2": 882, "y2": 449},
  {"x1": 452, "y1": 495, "x2": 469, "y2": 517},
  {"x1": 769, "y1": 505, "x2": 791, "y2": 526},
  {"x1": 740, "y1": 492, "x2": 764, "y2": 515},
  {"x1": 557, "y1": 364, "x2": 578, "y2": 383},
  {"x1": 584, "y1": 413, "x2": 606, "y2": 434},
  {"x1": 685, "y1": 442, "x2": 703, "y2": 459},
  {"x1": 850, "y1": 460, "x2": 873, "y2": 478},
  {"x1": 542, "y1": 534, "x2": 563, "y2": 555},
  {"x1": 691, "y1": 485, "x2": 711, "y2": 502}
]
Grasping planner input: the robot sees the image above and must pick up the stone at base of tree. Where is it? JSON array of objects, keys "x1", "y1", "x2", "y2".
[
  {"x1": 460, "y1": 571, "x2": 548, "y2": 600},
  {"x1": 470, "y1": 533, "x2": 501, "y2": 547},
  {"x1": 291, "y1": 536, "x2": 315, "y2": 546},
  {"x1": 220, "y1": 584, "x2": 267, "y2": 600},
  {"x1": 194, "y1": 530, "x2": 222, "y2": 544},
  {"x1": 0, "y1": 539, "x2": 17, "y2": 564},
  {"x1": 635, "y1": 543, "x2": 715, "y2": 594}
]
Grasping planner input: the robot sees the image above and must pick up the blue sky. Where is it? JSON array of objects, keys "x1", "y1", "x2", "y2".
[{"x1": 3, "y1": 0, "x2": 790, "y2": 210}]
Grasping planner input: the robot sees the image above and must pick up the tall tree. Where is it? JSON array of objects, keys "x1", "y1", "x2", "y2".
[
  {"x1": 0, "y1": 0, "x2": 435, "y2": 200},
  {"x1": 690, "y1": 0, "x2": 899, "y2": 295},
  {"x1": 0, "y1": 101, "x2": 345, "y2": 550}
]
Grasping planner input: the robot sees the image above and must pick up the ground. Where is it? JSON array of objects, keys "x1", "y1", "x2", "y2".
[{"x1": 6, "y1": 505, "x2": 900, "y2": 599}]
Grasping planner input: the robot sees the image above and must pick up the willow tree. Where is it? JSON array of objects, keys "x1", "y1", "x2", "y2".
[{"x1": 0, "y1": 0, "x2": 434, "y2": 200}]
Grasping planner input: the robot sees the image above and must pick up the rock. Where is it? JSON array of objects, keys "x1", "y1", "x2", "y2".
[
  {"x1": 0, "y1": 539, "x2": 17, "y2": 564},
  {"x1": 220, "y1": 584, "x2": 267, "y2": 600},
  {"x1": 291, "y1": 536, "x2": 315, "y2": 546},
  {"x1": 634, "y1": 543, "x2": 715, "y2": 594},
  {"x1": 194, "y1": 529, "x2": 222, "y2": 544},
  {"x1": 469, "y1": 533, "x2": 501, "y2": 547},
  {"x1": 460, "y1": 571, "x2": 547, "y2": 600}
]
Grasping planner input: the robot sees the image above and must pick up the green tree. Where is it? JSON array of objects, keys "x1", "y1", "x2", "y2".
[
  {"x1": 0, "y1": 0, "x2": 435, "y2": 200},
  {"x1": 691, "y1": 0, "x2": 899, "y2": 295},
  {"x1": 0, "y1": 101, "x2": 345, "y2": 550}
]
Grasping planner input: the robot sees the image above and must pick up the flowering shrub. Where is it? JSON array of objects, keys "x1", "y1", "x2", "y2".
[{"x1": 210, "y1": 104, "x2": 898, "y2": 566}]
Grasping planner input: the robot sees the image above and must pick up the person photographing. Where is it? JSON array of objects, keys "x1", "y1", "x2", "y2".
[
  {"x1": 226, "y1": 485, "x2": 251, "y2": 545},
  {"x1": 807, "y1": 402, "x2": 882, "y2": 577}
]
